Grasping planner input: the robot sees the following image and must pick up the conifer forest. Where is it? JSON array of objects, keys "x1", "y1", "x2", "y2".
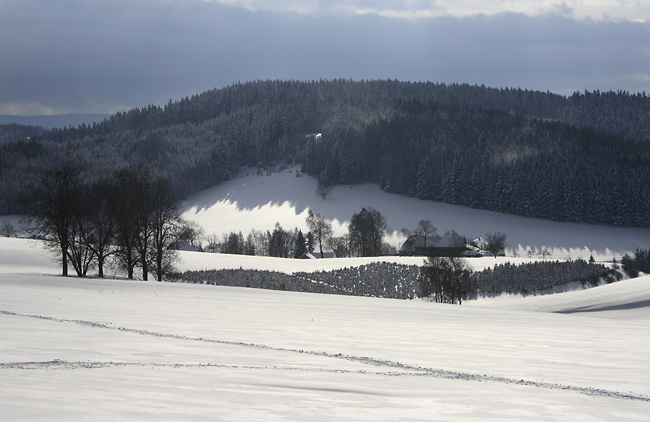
[{"x1": 1, "y1": 79, "x2": 649, "y2": 227}]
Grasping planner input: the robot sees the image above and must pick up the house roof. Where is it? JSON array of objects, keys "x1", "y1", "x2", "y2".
[
  {"x1": 298, "y1": 251, "x2": 336, "y2": 259},
  {"x1": 401, "y1": 235, "x2": 467, "y2": 250}
]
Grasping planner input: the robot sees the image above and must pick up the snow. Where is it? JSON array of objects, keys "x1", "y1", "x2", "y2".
[
  {"x1": 178, "y1": 248, "x2": 425, "y2": 274},
  {"x1": 1, "y1": 237, "x2": 650, "y2": 420},
  {"x1": 472, "y1": 275, "x2": 650, "y2": 320},
  {"x1": 180, "y1": 166, "x2": 650, "y2": 261},
  {"x1": 3, "y1": 168, "x2": 650, "y2": 420}
]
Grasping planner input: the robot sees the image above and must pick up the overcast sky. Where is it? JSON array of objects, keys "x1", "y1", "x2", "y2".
[{"x1": 1, "y1": 0, "x2": 649, "y2": 115}]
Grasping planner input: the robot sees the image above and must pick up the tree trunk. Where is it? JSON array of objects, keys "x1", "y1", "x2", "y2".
[
  {"x1": 156, "y1": 245, "x2": 163, "y2": 282},
  {"x1": 126, "y1": 250, "x2": 134, "y2": 279},
  {"x1": 61, "y1": 245, "x2": 68, "y2": 276}
]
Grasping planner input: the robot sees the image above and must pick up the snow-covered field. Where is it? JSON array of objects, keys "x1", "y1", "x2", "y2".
[
  {"x1": 2, "y1": 168, "x2": 650, "y2": 420},
  {"x1": 180, "y1": 166, "x2": 650, "y2": 261},
  {"x1": 2, "y1": 236, "x2": 650, "y2": 421}
]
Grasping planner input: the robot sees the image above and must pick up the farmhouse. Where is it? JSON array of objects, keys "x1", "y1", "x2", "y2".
[
  {"x1": 298, "y1": 250, "x2": 337, "y2": 259},
  {"x1": 399, "y1": 235, "x2": 468, "y2": 257}
]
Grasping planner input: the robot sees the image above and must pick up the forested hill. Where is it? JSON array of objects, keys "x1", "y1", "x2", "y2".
[{"x1": 1, "y1": 79, "x2": 649, "y2": 227}]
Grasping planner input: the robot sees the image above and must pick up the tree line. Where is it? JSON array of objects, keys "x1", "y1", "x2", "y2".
[
  {"x1": 22, "y1": 164, "x2": 184, "y2": 280},
  {"x1": 203, "y1": 207, "x2": 393, "y2": 258},
  {"x1": 179, "y1": 262, "x2": 421, "y2": 298},
  {"x1": 470, "y1": 260, "x2": 621, "y2": 296},
  {"x1": 418, "y1": 256, "x2": 621, "y2": 304},
  {"x1": 176, "y1": 257, "x2": 622, "y2": 304}
]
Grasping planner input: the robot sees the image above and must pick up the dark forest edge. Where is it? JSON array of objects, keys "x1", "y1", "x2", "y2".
[
  {"x1": 175, "y1": 256, "x2": 629, "y2": 304},
  {"x1": 2, "y1": 79, "x2": 649, "y2": 227}
]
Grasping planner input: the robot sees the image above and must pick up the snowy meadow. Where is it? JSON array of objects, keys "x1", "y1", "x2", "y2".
[
  {"x1": 2, "y1": 168, "x2": 650, "y2": 421},
  {"x1": 181, "y1": 167, "x2": 650, "y2": 262}
]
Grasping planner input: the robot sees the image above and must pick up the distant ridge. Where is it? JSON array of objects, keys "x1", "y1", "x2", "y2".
[
  {"x1": 0, "y1": 113, "x2": 112, "y2": 129},
  {"x1": 1, "y1": 80, "x2": 649, "y2": 227}
]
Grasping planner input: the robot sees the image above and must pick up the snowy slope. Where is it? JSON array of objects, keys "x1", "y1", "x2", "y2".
[
  {"x1": 3, "y1": 167, "x2": 650, "y2": 420},
  {"x1": 1, "y1": 238, "x2": 650, "y2": 421},
  {"x1": 181, "y1": 166, "x2": 650, "y2": 260},
  {"x1": 472, "y1": 275, "x2": 650, "y2": 320}
]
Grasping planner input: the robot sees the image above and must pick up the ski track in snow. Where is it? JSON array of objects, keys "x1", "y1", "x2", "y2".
[{"x1": 2, "y1": 309, "x2": 648, "y2": 403}]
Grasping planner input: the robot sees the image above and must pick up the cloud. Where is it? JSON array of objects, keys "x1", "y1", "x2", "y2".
[
  {"x1": 207, "y1": 0, "x2": 650, "y2": 21},
  {"x1": 0, "y1": 102, "x2": 62, "y2": 117},
  {"x1": 0, "y1": 0, "x2": 648, "y2": 115}
]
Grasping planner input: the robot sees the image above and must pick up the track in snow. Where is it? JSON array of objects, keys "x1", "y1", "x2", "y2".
[{"x1": 2, "y1": 309, "x2": 649, "y2": 402}]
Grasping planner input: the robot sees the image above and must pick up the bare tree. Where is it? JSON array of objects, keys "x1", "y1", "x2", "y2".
[
  {"x1": 22, "y1": 166, "x2": 83, "y2": 277},
  {"x1": 485, "y1": 231, "x2": 507, "y2": 258},
  {"x1": 108, "y1": 165, "x2": 181, "y2": 281},
  {"x1": 251, "y1": 229, "x2": 271, "y2": 256},
  {"x1": 1, "y1": 221, "x2": 15, "y2": 237},
  {"x1": 205, "y1": 233, "x2": 221, "y2": 253},
  {"x1": 177, "y1": 220, "x2": 204, "y2": 248},
  {"x1": 150, "y1": 176, "x2": 182, "y2": 281},
  {"x1": 107, "y1": 166, "x2": 144, "y2": 279},
  {"x1": 131, "y1": 167, "x2": 156, "y2": 281},
  {"x1": 349, "y1": 207, "x2": 387, "y2": 257},
  {"x1": 416, "y1": 219, "x2": 440, "y2": 249},
  {"x1": 330, "y1": 234, "x2": 352, "y2": 258},
  {"x1": 419, "y1": 256, "x2": 474, "y2": 304},
  {"x1": 66, "y1": 210, "x2": 95, "y2": 277},
  {"x1": 80, "y1": 181, "x2": 115, "y2": 278},
  {"x1": 306, "y1": 210, "x2": 333, "y2": 258}
]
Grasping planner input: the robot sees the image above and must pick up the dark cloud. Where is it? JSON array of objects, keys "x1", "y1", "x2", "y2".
[{"x1": 1, "y1": 0, "x2": 648, "y2": 114}]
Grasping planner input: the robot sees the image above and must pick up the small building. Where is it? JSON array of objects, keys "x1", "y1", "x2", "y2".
[
  {"x1": 399, "y1": 235, "x2": 468, "y2": 257},
  {"x1": 298, "y1": 250, "x2": 337, "y2": 259}
]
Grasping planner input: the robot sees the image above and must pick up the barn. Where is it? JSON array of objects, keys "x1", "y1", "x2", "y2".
[{"x1": 399, "y1": 235, "x2": 468, "y2": 257}]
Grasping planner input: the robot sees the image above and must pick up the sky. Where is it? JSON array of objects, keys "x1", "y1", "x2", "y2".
[{"x1": 1, "y1": 0, "x2": 649, "y2": 115}]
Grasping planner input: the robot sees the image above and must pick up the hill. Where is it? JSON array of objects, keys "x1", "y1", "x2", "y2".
[
  {"x1": 471, "y1": 275, "x2": 650, "y2": 320},
  {"x1": 1, "y1": 235, "x2": 649, "y2": 420},
  {"x1": 0, "y1": 113, "x2": 111, "y2": 129},
  {"x1": 1, "y1": 79, "x2": 649, "y2": 228}
]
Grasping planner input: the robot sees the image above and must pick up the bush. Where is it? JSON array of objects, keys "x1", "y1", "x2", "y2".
[
  {"x1": 622, "y1": 249, "x2": 650, "y2": 278},
  {"x1": 1, "y1": 221, "x2": 15, "y2": 237},
  {"x1": 180, "y1": 262, "x2": 421, "y2": 299},
  {"x1": 472, "y1": 259, "x2": 621, "y2": 296}
]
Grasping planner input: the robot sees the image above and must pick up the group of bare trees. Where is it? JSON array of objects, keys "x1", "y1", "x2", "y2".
[
  {"x1": 419, "y1": 256, "x2": 475, "y2": 304},
  {"x1": 348, "y1": 207, "x2": 387, "y2": 257},
  {"x1": 23, "y1": 164, "x2": 183, "y2": 280}
]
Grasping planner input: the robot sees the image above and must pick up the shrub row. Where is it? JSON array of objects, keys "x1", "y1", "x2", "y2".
[{"x1": 176, "y1": 259, "x2": 622, "y2": 301}]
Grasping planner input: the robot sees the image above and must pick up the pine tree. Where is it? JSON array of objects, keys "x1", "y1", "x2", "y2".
[
  {"x1": 316, "y1": 170, "x2": 332, "y2": 199},
  {"x1": 294, "y1": 230, "x2": 307, "y2": 258}
]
